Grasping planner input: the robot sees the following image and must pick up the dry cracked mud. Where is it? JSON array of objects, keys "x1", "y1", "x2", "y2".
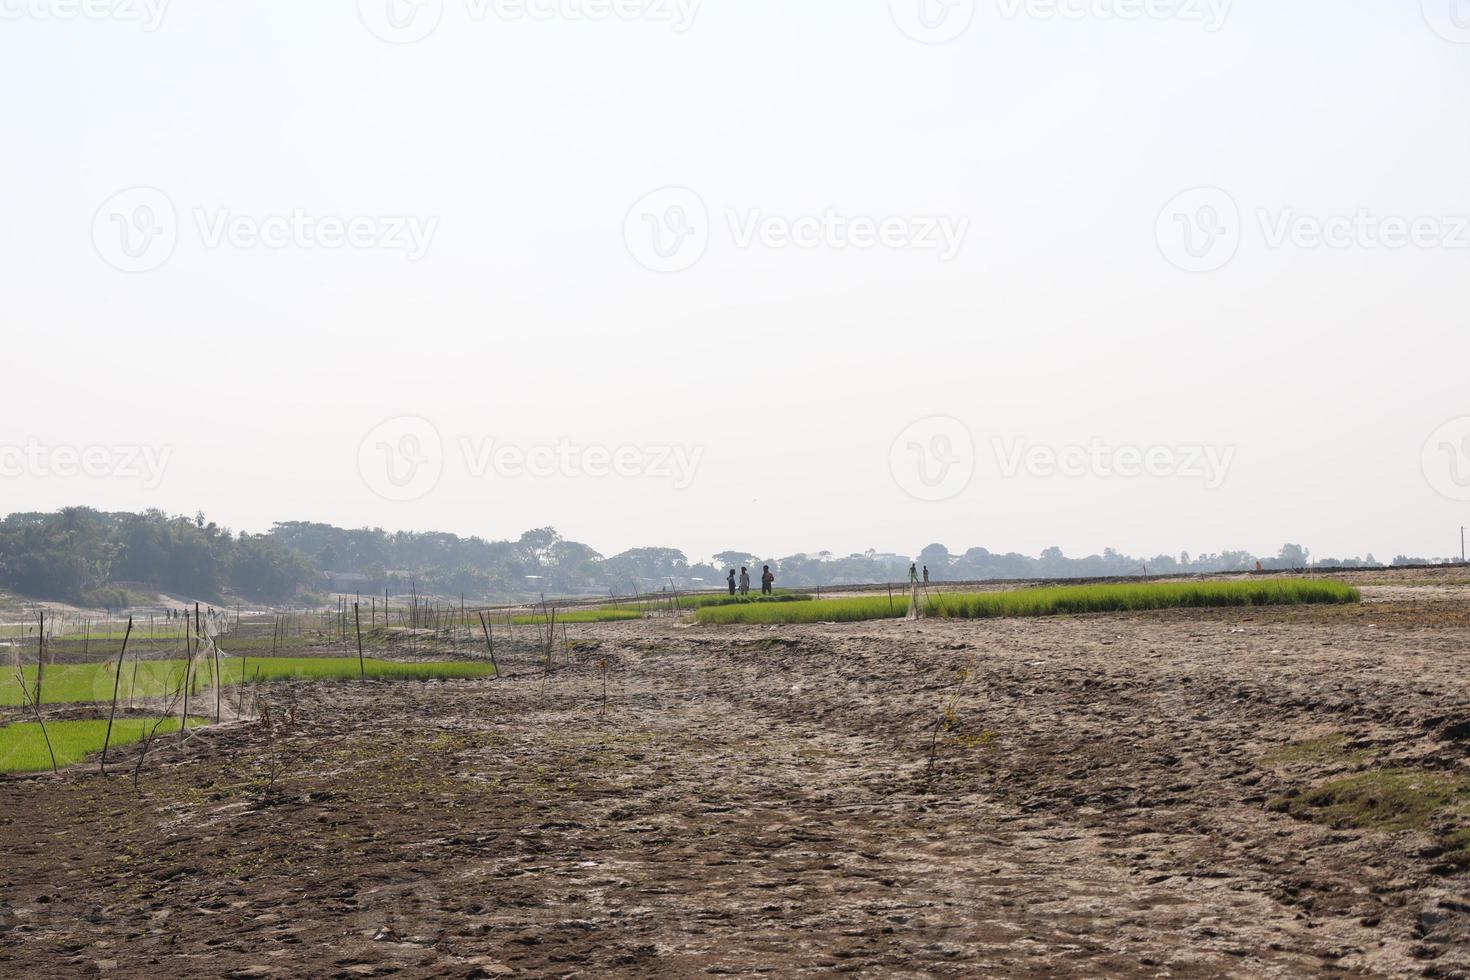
[{"x1": 3, "y1": 574, "x2": 1470, "y2": 978}]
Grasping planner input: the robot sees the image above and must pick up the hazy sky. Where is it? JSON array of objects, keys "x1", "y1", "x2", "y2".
[{"x1": 4, "y1": 1, "x2": 1470, "y2": 564}]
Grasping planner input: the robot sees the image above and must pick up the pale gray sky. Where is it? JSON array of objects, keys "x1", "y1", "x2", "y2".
[{"x1": 3, "y1": 1, "x2": 1469, "y2": 563}]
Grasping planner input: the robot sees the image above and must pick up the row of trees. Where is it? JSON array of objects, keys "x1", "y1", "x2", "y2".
[
  {"x1": 0, "y1": 508, "x2": 313, "y2": 604},
  {"x1": 0, "y1": 509, "x2": 1457, "y2": 605}
]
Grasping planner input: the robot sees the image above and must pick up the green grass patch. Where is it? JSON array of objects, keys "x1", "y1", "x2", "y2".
[
  {"x1": 1269, "y1": 769, "x2": 1470, "y2": 833},
  {"x1": 1269, "y1": 769, "x2": 1470, "y2": 869},
  {"x1": 1261, "y1": 733, "x2": 1370, "y2": 766},
  {"x1": 697, "y1": 580, "x2": 1359, "y2": 625},
  {"x1": 698, "y1": 594, "x2": 908, "y2": 625},
  {"x1": 927, "y1": 580, "x2": 1359, "y2": 619},
  {"x1": 0, "y1": 657, "x2": 495, "y2": 707},
  {"x1": 0, "y1": 717, "x2": 204, "y2": 774},
  {"x1": 510, "y1": 606, "x2": 646, "y2": 625}
]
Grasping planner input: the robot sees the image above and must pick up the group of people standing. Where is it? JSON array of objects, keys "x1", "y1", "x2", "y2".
[
  {"x1": 727, "y1": 565, "x2": 775, "y2": 596},
  {"x1": 721, "y1": 562, "x2": 929, "y2": 598}
]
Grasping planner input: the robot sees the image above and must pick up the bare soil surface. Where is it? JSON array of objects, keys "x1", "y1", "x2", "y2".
[{"x1": 3, "y1": 578, "x2": 1470, "y2": 978}]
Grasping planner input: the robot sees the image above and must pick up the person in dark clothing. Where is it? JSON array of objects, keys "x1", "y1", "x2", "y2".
[
  {"x1": 727, "y1": 568, "x2": 737, "y2": 595},
  {"x1": 761, "y1": 565, "x2": 775, "y2": 596}
]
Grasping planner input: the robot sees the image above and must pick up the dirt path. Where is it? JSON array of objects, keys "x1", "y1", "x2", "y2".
[{"x1": 2, "y1": 591, "x2": 1469, "y2": 977}]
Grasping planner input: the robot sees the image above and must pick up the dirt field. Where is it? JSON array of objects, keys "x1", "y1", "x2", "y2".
[{"x1": 3, "y1": 573, "x2": 1470, "y2": 978}]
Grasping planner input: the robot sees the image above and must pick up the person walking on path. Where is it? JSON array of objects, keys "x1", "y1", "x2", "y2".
[
  {"x1": 739, "y1": 567, "x2": 751, "y2": 596},
  {"x1": 923, "y1": 565, "x2": 930, "y2": 585},
  {"x1": 761, "y1": 565, "x2": 775, "y2": 596},
  {"x1": 727, "y1": 569, "x2": 737, "y2": 596},
  {"x1": 909, "y1": 563, "x2": 919, "y2": 585}
]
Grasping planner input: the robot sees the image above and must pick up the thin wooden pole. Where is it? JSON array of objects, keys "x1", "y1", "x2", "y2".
[
  {"x1": 100, "y1": 618, "x2": 134, "y2": 774},
  {"x1": 354, "y1": 602, "x2": 365, "y2": 679},
  {"x1": 478, "y1": 611, "x2": 499, "y2": 677},
  {"x1": 34, "y1": 610, "x2": 44, "y2": 708},
  {"x1": 179, "y1": 612, "x2": 192, "y2": 746}
]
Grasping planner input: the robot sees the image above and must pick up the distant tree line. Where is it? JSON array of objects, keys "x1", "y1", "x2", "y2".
[
  {"x1": 0, "y1": 508, "x2": 1458, "y2": 606},
  {"x1": 0, "y1": 508, "x2": 312, "y2": 605}
]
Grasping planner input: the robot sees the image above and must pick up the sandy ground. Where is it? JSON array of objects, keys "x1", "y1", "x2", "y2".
[{"x1": 2, "y1": 578, "x2": 1469, "y2": 978}]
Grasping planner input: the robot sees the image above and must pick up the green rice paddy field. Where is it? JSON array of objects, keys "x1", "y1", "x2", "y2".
[
  {"x1": 0, "y1": 717, "x2": 205, "y2": 774},
  {"x1": 696, "y1": 580, "x2": 1361, "y2": 625},
  {"x1": 0, "y1": 657, "x2": 496, "y2": 708}
]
